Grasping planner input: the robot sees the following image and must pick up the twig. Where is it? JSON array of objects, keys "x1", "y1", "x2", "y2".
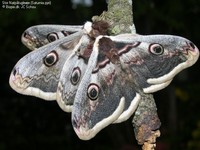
[{"x1": 132, "y1": 94, "x2": 161, "y2": 150}]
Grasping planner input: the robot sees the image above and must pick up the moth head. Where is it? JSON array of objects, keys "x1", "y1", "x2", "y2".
[
  {"x1": 83, "y1": 21, "x2": 109, "y2": 38},
  {"x1": 90, "y1": 21, "x2": 109, "y2": 37}
]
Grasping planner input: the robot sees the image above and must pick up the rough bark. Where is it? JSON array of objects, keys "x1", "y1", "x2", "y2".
[
  {"x1": 92, "y1": 0, "x2": 136, "y2": 35},
  {"x1": 132, "y1": 94, "x2": 161, "y2": 149}
]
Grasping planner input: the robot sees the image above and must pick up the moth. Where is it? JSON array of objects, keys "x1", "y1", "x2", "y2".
[{"x1": 9, "y1": 21, "x2": 199, "y2": 140}]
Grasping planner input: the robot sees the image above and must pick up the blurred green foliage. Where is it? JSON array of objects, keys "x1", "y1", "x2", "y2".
[{"x1": 1, "y1": 0, "x2": 200, "y2": 150}]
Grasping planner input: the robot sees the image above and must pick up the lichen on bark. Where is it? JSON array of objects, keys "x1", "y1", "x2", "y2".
[{"x1": 92, "y1": 0, "x2": 135, "y2": 35}]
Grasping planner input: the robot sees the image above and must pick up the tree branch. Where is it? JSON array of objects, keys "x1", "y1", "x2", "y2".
[
  {"x1": 132, "y1": 94, "x2": 161, "y2": 149},
  {"x1": 92, "y1": 0, "x2": 135, "y2": 35}
]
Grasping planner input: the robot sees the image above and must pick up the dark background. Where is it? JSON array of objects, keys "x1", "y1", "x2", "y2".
[{"x1": 1, "y1": 0, "x2": 200, "y2": 150}]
